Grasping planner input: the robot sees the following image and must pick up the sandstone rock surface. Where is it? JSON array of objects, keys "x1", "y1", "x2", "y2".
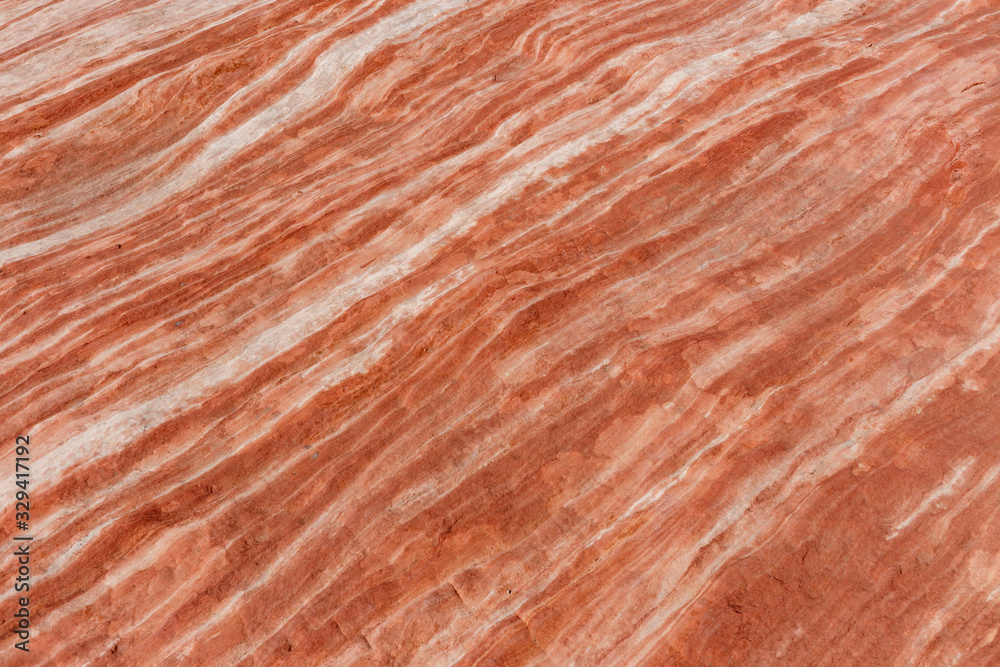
[{"x1": 2, "y1": 1, "x2": 1000, "y2": 664}]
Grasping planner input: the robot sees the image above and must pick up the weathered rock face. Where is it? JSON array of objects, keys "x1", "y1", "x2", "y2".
[{"x1": 2, "y1": 0, "x2": 1000, "y2": 664}]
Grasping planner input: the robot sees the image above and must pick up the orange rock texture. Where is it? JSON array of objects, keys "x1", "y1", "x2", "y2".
[{"x1": 2, "y1": 0, "x2": 1000, "y2": 664}]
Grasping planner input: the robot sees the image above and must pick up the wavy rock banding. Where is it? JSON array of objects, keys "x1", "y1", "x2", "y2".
[{"x1": 2, "y1": 0, "x2": 1000, "y2": 664}]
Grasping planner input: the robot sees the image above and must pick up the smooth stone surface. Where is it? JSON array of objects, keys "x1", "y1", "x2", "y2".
[{"x1": 2, "y1": 0, "x2": 1000, "y2": 664}]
